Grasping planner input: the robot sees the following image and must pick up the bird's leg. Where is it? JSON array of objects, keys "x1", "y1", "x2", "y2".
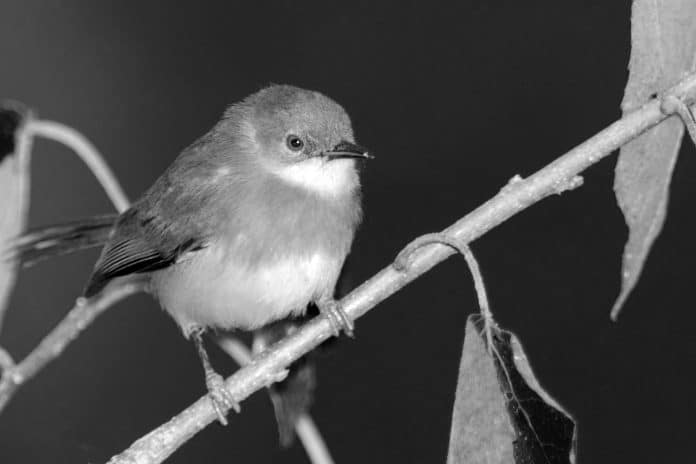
[
  {"x1": 316, "y1": 298, "x2": 354, "y2": 338},
  {"x1": 190, "y1": 327, "x2": 240, "y2": 425}
]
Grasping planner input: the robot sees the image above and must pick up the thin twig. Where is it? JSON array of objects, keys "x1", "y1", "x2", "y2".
[
  {"x1": 105, "y1": 68, "x2": 696, "y2": 464},
  {"x1": 217, "y1": 337, "x2": 335, "y2": 464},
  {"x1": 0, "y1": 281, "x2": 142, "y2": 413},
  {"x1": 0, "y1": 347, "x2": 14, "y2": 372},
  {"x1": 26, "y1": 120, "x2": 130, "y2": 213},
  {"x1": 295, "y1": 416, "x2": 335, "y2": 464},
  {"x1": 394, "y1": 232, "x2": 494, "y2": 347},
  {"x1": 0, "y1": 119, "x2": 137, "y2": 412}
]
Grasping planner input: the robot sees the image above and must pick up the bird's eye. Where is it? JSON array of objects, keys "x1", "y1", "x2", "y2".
[{"x1": 286, "y1": 135, "x2": 304, "y2": 151}]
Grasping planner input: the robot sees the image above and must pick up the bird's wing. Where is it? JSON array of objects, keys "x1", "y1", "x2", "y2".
[
  {"x1": 83, "y1": 208, "x2": 205, "y2": 297},
  {"x1": 83, "y1": 131, "x2": 232, "y2": 298}
]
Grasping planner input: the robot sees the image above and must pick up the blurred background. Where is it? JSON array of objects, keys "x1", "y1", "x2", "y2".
[{"x1": 1, "y1": 1, "x2": 694, "y2": 462}]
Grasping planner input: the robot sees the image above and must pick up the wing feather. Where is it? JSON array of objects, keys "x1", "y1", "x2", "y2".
[{"x1": 83, "y1": 210, "x2": 204, "y2": 297}]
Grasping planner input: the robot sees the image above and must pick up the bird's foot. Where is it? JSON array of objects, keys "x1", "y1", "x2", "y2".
[
  {"x1": 205, "y1": 370, "x2": 240, "y2": 426},
  {"x1": 318, "y1": 299, "x2": 354, "y2": 338}
]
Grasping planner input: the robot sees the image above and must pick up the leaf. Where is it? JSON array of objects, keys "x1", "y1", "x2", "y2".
[
  {"x1": 0, "y1": 103, "x2": 31, "y2": 332},
  {"x1": 613, "y1": 0, "x2": 696, "y2": 318},
  {"x1": 447, "y1": 316, "x2": 576, "y2": 464}
]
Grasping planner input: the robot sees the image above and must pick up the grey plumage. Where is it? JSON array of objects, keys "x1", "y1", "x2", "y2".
[
  {"x1": 9, "y1": 84, "x2": 369, "y2": 428},
  {"x1": 15, "y1": 85, "x2": 367, "y2": 334}
]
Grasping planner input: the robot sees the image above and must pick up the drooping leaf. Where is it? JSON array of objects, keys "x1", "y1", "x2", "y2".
[
  {"x1": 613, "y1": 0, "x2": 696, "y2": 318},
  {"x1": 0, "y1": 103, "x2": 31, "y2": 332},
  {"x1": 447, "y1": 316, "x2": 576, "y2": 464}
]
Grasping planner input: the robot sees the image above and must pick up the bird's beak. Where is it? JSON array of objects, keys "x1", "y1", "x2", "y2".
[{"x1": 322, "y1": 141, "x2": 373, "y2": 161}]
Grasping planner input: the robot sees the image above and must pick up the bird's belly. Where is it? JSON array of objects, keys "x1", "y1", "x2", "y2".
[{"x1": 152, "y1": 246, "x2": 342, "y2": 335}]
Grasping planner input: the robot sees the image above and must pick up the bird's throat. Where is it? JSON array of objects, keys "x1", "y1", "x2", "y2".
[{"x1": 271, "y1": 158, "x2": 359, "y2": 197}]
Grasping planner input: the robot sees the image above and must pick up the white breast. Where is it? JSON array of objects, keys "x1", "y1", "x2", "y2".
[
  {"x1": 272, "y1": 157, "x2": 359, "y2": 196},
  {"x1": 152, "y1": 244, "x2": 342, "y2": 335}
]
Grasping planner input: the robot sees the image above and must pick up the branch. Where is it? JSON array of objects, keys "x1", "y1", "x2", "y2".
[
  {"x1": 26, "y1": 120, "x2": 130, "y2": 213},
  {"x1": 0, "y1": 119, "x2": 134, "y2": 413},
  {"x1": 217, "y1": 337, "x2": 335, "y2": 464},
  {"x1": 0, "y1": 281, "x2": 142, "y2": 412},
  {"x1": 106, "y1": 63, "x2": 696, "y2": 464},
  {"x1": 394, "y1": 232, "x2": 495, "y2": 348}
]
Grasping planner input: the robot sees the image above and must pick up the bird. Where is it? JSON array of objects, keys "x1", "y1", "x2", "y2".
[{"x1": 9, "y1": 85, "x2": 372, "y2": 424}]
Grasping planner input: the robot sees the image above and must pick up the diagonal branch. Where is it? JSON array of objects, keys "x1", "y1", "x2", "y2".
[
  {"x1": 217, "y1": 336, "x2": 335, "y2": 464},
  {"x1": 0, "y1": 281, "x2": 143, "y2": 412},
  {"x1": 0, "y1": 118, "x2": 133, "y2": 413},
  {"x1": 106, "y1": 66, "x2": 696, "y2": 464}
]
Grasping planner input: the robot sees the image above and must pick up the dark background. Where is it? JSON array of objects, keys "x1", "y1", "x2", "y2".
[{"x1": 1, "y1": 1, "x2": 694, "y2": 463}]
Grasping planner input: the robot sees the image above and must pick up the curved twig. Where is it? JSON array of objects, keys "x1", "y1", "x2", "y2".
[
  {"x1": 394, "y1": 232, "x2": 494, "y2": 347},
  {"x1": 26, "y1": 120, "x2": 130, "y2": 213},
  {"x1": 0, "y1": 119, "x2": 134, "y2": 412}
]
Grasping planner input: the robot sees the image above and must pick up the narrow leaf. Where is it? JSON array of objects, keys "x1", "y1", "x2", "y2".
[
  {"x1": 613, "y1": 0, "x2": 696, "y2": 318},
  {"x1": 0, "y1": 103, "x2": 31, "y2": 332},
  {"x1": 447, "y1": 316, "x2": 576, "y2": 464}
]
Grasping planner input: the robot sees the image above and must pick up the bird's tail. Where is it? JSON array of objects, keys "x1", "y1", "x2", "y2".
[{"x1": 5, "y1": 214, "x2": 118, "y2": 266}]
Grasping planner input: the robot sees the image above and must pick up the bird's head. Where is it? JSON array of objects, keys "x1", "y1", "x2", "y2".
[{"x1": 225, "y1": 85, "x2": 371, "y2": 197}]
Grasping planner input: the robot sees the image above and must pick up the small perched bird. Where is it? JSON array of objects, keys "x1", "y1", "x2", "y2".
[{"x1": 11, "y1": 85, "x2": 371, "y2": 423}]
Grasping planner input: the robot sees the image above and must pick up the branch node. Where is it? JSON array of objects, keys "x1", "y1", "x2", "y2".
[
  {"x1": 394, "y1": 232, "x2": 467, "y2": 272},
  {"x1": 9, "y1": 369, "x2": 24, "y2": 385},
  {"x1": 660, "y1": 94, "x2": 696, "y2": 146},
  {"x1": 499, "y1": 174, "x2": 525, "y2": 196}
]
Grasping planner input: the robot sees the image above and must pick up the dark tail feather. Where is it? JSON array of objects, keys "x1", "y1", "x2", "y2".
[
  {"x1": 6, "y1": 214, "x2": 118, "y2": 266},
  {"x1": 254, "y1": 321, "x2": 317, "y2": 447}
]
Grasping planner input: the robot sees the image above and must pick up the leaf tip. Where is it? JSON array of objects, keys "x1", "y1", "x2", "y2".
[{"x1": 610, "y1": 297, "x2": 624, "y2": 321}]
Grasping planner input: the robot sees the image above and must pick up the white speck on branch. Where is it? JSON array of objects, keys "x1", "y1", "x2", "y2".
[{"x1": 105, "y1": 65, "x2": 696, "y2": 464}]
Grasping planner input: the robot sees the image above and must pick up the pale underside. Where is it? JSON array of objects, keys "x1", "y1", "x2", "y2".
[
  {"x1": 153, "y1": 242, "x2": 343, "y2": 335},
  {"x1": 151, "y1": 158, "x2": 357, "y2": 335}
]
